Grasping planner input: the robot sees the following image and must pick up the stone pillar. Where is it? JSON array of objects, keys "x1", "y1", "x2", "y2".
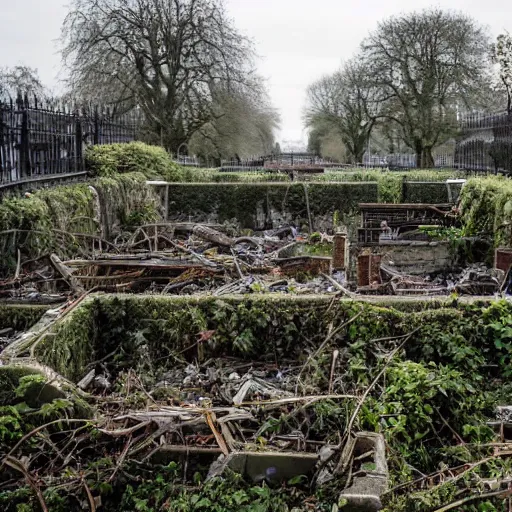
[{"x1": 333, "y1": 234, "x2": 346, "y2": 270}]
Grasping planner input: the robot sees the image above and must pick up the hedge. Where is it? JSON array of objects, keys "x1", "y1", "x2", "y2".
[{"x1": 165, "y1": 182, "x2": 378, "y2": 229}]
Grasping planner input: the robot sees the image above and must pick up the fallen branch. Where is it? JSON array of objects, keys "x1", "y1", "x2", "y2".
[
  {"x1": 321, "y1": 273, "x2": 356, "y2": 299},
  {"x1": 98, "y1": 421, "x2": 151, "y2": 438},
  {"x1": 432, "y1": 488, "x2": 512, "y2": 512},
  {"x1": 50, "y1": 254, "x2": 85, "y2": 295},
  {"x1": 193, "y1": 225, "x2": 233, "y2": 247},
  {"x1": 240, "y1": 394, "x2": 358, "y2": 406},
  {"x1": 4, "y1": 456, "x2": 49, "y2": 512}
]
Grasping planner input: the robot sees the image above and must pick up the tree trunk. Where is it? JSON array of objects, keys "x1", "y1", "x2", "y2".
[
  {"x1": 192, "y1": 225, "x2": 233, "y2": 247},
  {"x1": 415, "y1": 140, "x2": 422, "y2": 169},
  {"x1": 354, "y1": 147, "x2": 365, "y2": 164},
  {"x1": 415, "y1": 144, "x2": 435, "y2": 169},
  {"x1": 420, "y1": 147, "x2": 435, "y2": 168}
]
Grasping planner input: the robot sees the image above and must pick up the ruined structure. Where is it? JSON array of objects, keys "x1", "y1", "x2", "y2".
[{"x1": 2, "y1": 144, "x2": 512, "y2": 511}]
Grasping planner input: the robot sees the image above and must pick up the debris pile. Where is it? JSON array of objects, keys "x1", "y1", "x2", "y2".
[
  {"x1": 0, "y1": 223, "x2": 344, "y2": 303},
  {"x1": 377, "y1": 263, "x2": 504, "y2": 296}
]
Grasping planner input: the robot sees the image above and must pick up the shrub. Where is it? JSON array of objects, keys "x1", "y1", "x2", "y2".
[
  {"x1": 459, "y1": 176, "x2": 512, "y2": 247},
  {"x1": 86, "y1": 142, "x2": 184, "y2": 181}
]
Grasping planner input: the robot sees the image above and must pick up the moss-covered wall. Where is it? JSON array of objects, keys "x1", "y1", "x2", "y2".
[
  {"x1": 34, "y1": 293, "x2": 492, "y2": 382},
  {"x1": 166, "y1": 182, "x2": 379, "y2": 230},
  {"x1": 0, "y1": 172, "x2": 160, "y2": 273},
  {"x1": 12, "y1": 293, "x2": 512, "y2": 511},
  {"x1": 459, "y1": 176, "x2": 512, "y2": 247},
  {"x1": 0, "y1": 304, "x2": 51, "y2": 331},
  {"x1": 403, "y1": 181, "x2": 449, "y2": 203}
]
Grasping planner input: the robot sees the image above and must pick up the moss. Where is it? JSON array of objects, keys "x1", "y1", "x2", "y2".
[
  {"x1": 403, "y1": 181, "x2": 449, "y2": 203},
  {"x1": 33, "y1": 294, "x2": 489, "y2": 381},
  {"x1": 0, "y1": 172, "x2": 160, "y2": 271},
  {"x1": 95, "y1": 172, "x2": 160, "y2": 233},
  {"x1": 0, "y1": 305, "x2": 50, "y2": 331},
  {"x1": 316, "y1": 169, "x2": 467, "y2": 182},
  {"x1": 34, "y1": 300, "x2": 97, "y2": 381},
  {"x1": 0, "y1": 183, "x2": 95, "y2": 271},
  {"x1": 36, "y1": 184, "x2": 96, "y2": 233},
  {"x1": 0, "y1": 367, "x2": 64, "y2": 407},
  {"x1": 10, "y1": 294, "x2": 512, "y2": 511}
]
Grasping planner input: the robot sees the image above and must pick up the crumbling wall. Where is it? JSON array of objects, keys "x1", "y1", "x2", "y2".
[
  {"x1": 347, "y1": 242, "x2": 454, "y2": 285},
  {"x1": 3, "y1": 294, "x2": 512, "y2": 512},
  {"x1": 0, "y1": 172, "x2": 161, "y2": 273}
]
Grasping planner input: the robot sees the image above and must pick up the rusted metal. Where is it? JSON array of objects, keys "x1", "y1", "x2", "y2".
[
  {"x1": 357, "y1": 203, "x2": 454, "y2": 245},
  {"x1": 495, "y1": 248, "x2": 512, "y2": 272},
  {"x1": 277, "y1": 256, "x2": 331, "y2": 276}
]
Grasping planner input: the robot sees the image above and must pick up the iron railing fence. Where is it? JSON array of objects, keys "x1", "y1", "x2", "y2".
[
  {"x1": 455, "y1": 111, "x2": 512, "y2": 173},
  {"x1": 0, "y1": 94, "x2": 140, "y2": 186},
  {"x1": 219, "y1": 152, "x2": 339, "y2": 171},
  {"x1": 360, "y1": 112, "x2": 512, "y2": 173},
  {"x1": 362, "y1": 153, "x2": 456, "y2": 169}
]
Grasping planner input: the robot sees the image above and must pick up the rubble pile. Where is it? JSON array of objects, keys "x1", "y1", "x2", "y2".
[
  {"x1": 378, "y1": 263, "x2": 504, "y2": 296},
  {"x1": 0, "y1": 223, "x2": 344, "y2": 303}
]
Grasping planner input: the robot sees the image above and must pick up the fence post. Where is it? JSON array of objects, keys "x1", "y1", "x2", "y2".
[
  {"x1": 0, "y1": 106, "x2": 4, "y2": 183},
  {"x1": 20, "y1": 109, "x2": 30, "y2": 179},
  {"x1": 93, "y1": 107, "x2": 99, "y2": 145},
  {"x1": 400, "y1": 175, "x2": 407, "y2": 203},
  {"x1": 75, "y1": 115, "x2": 84, "y2": 172}
]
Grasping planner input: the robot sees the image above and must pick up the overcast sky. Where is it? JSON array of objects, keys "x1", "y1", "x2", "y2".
[{"x1": 2, "y1": 0, "x2": 511, "y2": 148}]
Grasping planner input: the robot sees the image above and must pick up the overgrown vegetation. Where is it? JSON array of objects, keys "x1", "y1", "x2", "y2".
[
  {"x1": 165, "y1": 182, "x2": 377, "y2": 229},
  {"x1": 0, "y1": 295, "x2": 506, "y2": 510},
  {"x1": 0, "y1": 305, "x2": 50, "y2": 331},
  {"x1": 86, "y1": 142, "x2": 184, "y2": 181},
  {"x1": 459, "y1": 176, "x2": 512, "y2": 247},
  {"x1": 0, "y1": 171, "x2": 159, "y2": 273},
  {"x1": 0, "y1": 183, "x2": 96, "y2": 271}
]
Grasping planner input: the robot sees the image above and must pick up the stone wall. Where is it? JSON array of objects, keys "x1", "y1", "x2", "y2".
[{"x1": 347, "y1": 241, "x2": 454, "y2": 285}]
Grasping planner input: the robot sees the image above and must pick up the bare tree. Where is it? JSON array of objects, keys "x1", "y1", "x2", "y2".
[
  {"x1": 62, "y1": 0, "x2": 257, "y2": 152},
  {"x1": 304, "y1": 61, "x2": 378, "y2": 164},
  {"x1": 361, "y1": 8, "x2": 490, "y2": 168},
  {"x1": 189, "y1": 85, "x2": 279, "y2": 165},
  {"x1": 494, "y1": 32, "x2": 512, "y2": 114},
  {"x1": 0, "y1": 66, "x2": 46, "y2": 98}
]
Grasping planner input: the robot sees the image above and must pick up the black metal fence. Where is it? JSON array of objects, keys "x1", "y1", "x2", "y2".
[
  {"x1": 360, "y1": 112, "x2": 512, "y2": 172},
  {"x1": 0, "y1": 94, "x2": 139, "y2": 186},
  {"x1": 220, "y1": 152, "x2": 340, "y2": 171},
  {"x1": 455, "y1": 111, "x2": 512, "y2": 173}
]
